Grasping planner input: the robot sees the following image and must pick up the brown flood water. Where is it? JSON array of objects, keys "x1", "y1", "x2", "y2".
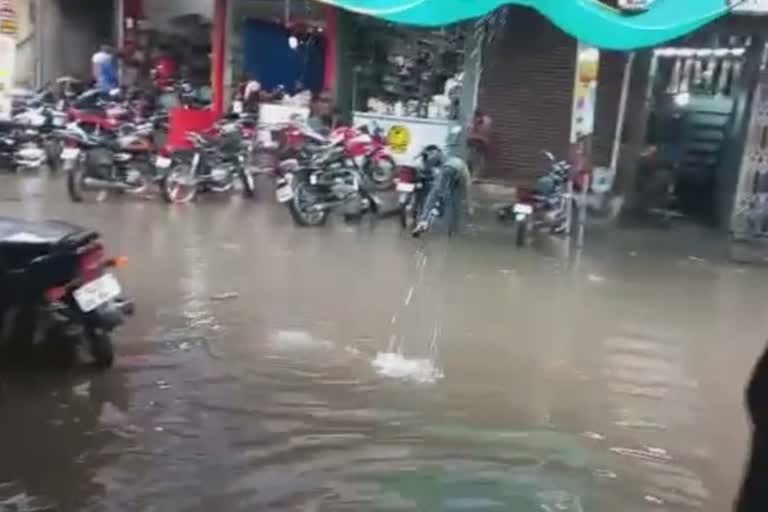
[{"x1": 1, "y1": 174, "x2": 767, "y2": 511}]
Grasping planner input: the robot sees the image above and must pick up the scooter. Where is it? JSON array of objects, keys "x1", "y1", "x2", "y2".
[{"x1": 0, "y1": 217, "x2": 133, "y2": 368}]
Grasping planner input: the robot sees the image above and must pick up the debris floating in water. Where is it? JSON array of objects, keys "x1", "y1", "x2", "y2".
[
  {"x1": 644, "y1": 495, "x2": 664, "y2": 505},
  {"x1": 211, "y1": 292, "x2": 240, "y2": 301},
  {"x1": 583, "y1": 431, "x2": 605, "y2": 440},
  {"x1": 588, "y1": 274, "x2": 605, "y2": 283},
  {"x1": 371, "y1": 352, "x2": 444, "y2": 384},
  {"x1": 404, "y1": 286, "x2": 415, "y2": 306}
]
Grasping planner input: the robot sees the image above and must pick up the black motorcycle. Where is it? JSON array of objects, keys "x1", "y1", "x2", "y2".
[
  {"x1": 277, "y1": 145, "x2": 380, "y2": 227},
  {"x1": 396, "y1": 146, "x2": 440, "y2": 230},
  {"x1": 0, "y1": 217, "x2": 133, "y2": 368},
  {"x1": 161, "y1": 128, "x2": 255, "y2": 204},
  {"x1": 60, "y1": 122, "x2": 165, "y2": 202}
]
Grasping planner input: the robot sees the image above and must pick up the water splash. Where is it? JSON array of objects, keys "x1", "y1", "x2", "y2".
[{"x1": 371, "y1": 352, "x2": 444, "y2": 384}]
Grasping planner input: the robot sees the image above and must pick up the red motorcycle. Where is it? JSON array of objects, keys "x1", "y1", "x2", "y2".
[{"x1": 329, "y1": 124, "x2": 396, "y2": 190}]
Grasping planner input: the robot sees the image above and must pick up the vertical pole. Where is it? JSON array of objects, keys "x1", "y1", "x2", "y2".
[
  {"x1": 323, "y1": 5, "x2": 336, "y2": 91},
  {"x1": 610, "y1": 52, "x2": 635, "y2": 173},
  {"x1": 569, "y1": 42, "x2": 600, "y2": 246},
  {"x1": 116, "y1": 0, "x2": 124, "y2": 83},
  {"x1": 211, "y1": 0, "x2": 227, "y2": 117}
]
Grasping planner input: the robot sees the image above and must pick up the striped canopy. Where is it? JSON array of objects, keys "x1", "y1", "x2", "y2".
[{"x1": 314, "y1": 0, "x2": 732, "y2": 50}]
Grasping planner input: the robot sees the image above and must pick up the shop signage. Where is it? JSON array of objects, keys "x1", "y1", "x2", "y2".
[
  {"x1": 0, "y1": 0, "x2": 16, "y2": 36},
  {"x1": 387, "y1": 125, "x2": 411, "y2": 154},
  {"x1": 617, "y1": 0, "x2": 655, "y2": 12},
  {"x1": 728, "y1": 0, "x2": 768, "y2": 13},
  {"x1": 570, "y1": 44, "x2": 600, "y2": 144}
]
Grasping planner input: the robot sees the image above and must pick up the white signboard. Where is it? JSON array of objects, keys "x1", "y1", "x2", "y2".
[
  {"x1": 0, "y1": 35, "x2": 15, "y2": 120},
  {"x1": 353, "y1": 112, "x2": 456, "y2": 166},
  {"x1": 729, "y1": 0, "x2": 768, "y2": 12},
  {"x1": 617, "y1": 0, "x2": 655, "y2": 12}
]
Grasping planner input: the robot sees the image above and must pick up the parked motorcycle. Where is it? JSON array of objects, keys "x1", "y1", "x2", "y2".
[
  {"x1": 0, "y1": 217, "x2": 133, "y2": 368},
  {"x1": 332, "y1": 124, "x2": 397, "y2": 191},
  {"x1": 276, "y1": 145, "x2": 380, "y2": 227},
  {"x1": 161, "y1": 127, "x2": 255, "y2": 204},
  {"x1": 61, "y1": 121, "x2": 165, "y2": 202},
  {"x1": 396, "y1": 146, "x2": 440, "y2": 230},
  {"x1": 497, "y1": 151, "x2": 574, "y2": 247},
  {"x1": 13, "y1": 104, "x2": 68, "y2": 171}
]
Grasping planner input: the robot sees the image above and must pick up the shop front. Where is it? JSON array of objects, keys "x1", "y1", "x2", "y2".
[
  {"x1": 342, "y1": 16, "x2": 469, "y2": 165},
  {"x1": 226, "y1": 0, "x2": 332, "y2": 125}
]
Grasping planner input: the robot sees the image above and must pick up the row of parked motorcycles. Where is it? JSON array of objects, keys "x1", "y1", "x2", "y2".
[{"x1": 24, "y1": 82, "x2": 464, "y2": 236}]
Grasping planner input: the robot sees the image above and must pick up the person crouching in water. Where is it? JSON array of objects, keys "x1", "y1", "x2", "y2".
[{"x1": 412, "y1": 145, "x2": 472, "y2": 237}]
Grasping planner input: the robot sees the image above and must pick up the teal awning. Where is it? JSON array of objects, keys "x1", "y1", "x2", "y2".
[{"x1": 314, "y1": 0, "x2": 732, "y2": 50}]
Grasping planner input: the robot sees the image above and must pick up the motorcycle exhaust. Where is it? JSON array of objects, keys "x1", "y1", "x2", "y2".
[{"x1": 82, "y1": 177, "x2": 134, "y2": 191}]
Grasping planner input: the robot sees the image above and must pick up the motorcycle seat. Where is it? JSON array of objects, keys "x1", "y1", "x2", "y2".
[{"x1": 0, "y1": 217, "x2": 98, "y2": 269}]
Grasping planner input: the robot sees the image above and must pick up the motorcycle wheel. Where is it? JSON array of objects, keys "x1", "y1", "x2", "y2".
[
  {"x1": 67, "y1": 163, "x2": 108, "y2": 203},
  {"x1": 515, "y1": 219, "x2": 528, "y2": 247},
  {"x1": 289, "y1": 181, "x2": 328, "y2": 227},
  {"x1": 161, "y1": 165, "x2": 198, "y2": 204},
  {"x1": 238, "y1": 167, "x2": 256, "y2": 199},
  {"x1": 368, "y1": 156, "x2": 397, "y2": 191},
  {"x1": 87, "y1": 329, "x2": 114, "y2": 369},
  {"x1": 45, "y1": 141, "x2": 62, "y2": 173}
]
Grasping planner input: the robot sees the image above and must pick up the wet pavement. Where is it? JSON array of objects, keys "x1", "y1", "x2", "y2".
[{"x1": 1, "y1": 173, "x2": 767, "y2": 511}]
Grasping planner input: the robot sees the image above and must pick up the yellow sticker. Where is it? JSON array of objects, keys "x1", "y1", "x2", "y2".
[{"x1": 386, "y1": 125, "x2": 410, "y2": 154}]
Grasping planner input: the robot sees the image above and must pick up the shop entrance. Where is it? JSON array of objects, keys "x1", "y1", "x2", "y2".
[
  {"x1": 638, "y1": 45, "x2": 747, "y2": 226},
  {"x1": 41, "y1": 0, "x2": 115, "y2": 83}
]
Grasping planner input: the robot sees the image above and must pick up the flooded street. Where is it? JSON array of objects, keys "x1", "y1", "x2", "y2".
[{"x1": 1, "y1": 174, "x2": 766, "y2": 511}]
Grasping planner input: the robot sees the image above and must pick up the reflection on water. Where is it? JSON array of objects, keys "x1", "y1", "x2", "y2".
[{"x1": 0, "y1": 175, "x2": 767, "y2": 511}]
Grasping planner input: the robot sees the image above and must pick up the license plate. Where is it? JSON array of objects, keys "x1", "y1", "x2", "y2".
[
  {"x1": 73, "y1": 273, "x2": 121, "y2": 313},
  {"x1": 61, "y1": 148, "x2": 80, "y2": 160},
  {"x1": 155, "y1": 156, "x2": 172, "y2": 169},
  {"x1": 513, "y1": 203, "x2": 534, "y2": 215},
  {"x1": 396, "y1": 182, "x2": 415, "y2": 193},
  {"x1": 276, "y1": 185, "x2": 294, "y2": 203}
]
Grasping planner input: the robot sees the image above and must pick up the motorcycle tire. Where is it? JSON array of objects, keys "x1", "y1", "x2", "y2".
[
  {"x1": 367, "y1": 156, "x2": 397, "y2": 191},
  {"x1": 66, "y1": 165, "x2": 86, "y2": 202},
  {"x1": 161, "y1": 165, "x2": 198, "y2": 204},
  {"x1": 515, "y1": 220, "x2": 528, "y2": 247},
  {"x1": 45, "y1": 141, "x2": 62, "y2": 174},
  {"x1": 238, "y1": 167, "x2": 256, "y2": 199},
  {"x1": 289, "y1": 182, "x2": 328, "y2": 227},
  {"x1": 88, "y1": 329, "x2": 114, "y2": 369},
  {"x1": 67, "y1": 163, "x2": 110, "y2": 203}
]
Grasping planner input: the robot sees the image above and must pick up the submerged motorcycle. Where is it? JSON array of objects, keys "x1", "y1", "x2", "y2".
[{"x1": 0, "y1": 217, "x2": 133, "y2": 368}]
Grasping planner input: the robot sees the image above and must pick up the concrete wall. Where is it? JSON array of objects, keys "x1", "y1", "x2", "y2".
[{"x1": 14, "y1": 0, "x2": 36, "y2": 87}]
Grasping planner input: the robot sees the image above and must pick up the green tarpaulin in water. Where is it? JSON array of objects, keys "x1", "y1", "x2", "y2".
[{"x1": 314, "y1": 0, "x2": 732, "y2": 50}]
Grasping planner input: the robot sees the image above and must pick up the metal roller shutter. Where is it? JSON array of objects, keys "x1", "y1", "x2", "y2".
[{"x1": 477, "y1": 7, "x2": 576, "y2": 184}]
